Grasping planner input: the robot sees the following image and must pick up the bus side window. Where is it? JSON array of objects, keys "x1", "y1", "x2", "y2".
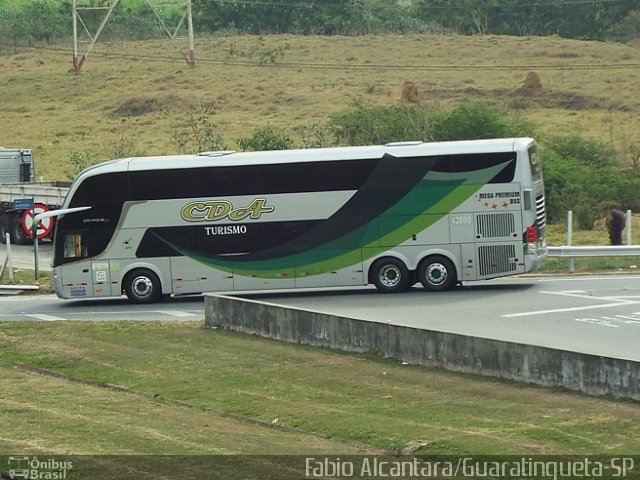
[{"x1": 64, "y1": 233, "x2": 88, "y2": 259}]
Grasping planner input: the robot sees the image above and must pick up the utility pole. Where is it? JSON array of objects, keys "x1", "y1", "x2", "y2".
[
  {"x1": 72, "y1": 0, "x2": 121, "y2": 72},
  {"x1": 146, "y1": 0, "x2": 196, "y2": 68},
  {"x1": 71, "y1": 0, "x2": 195, "y2": 72}
]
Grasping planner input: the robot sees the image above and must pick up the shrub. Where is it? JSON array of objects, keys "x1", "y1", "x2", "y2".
[
  {"x1": 429, "y1": 101, "x2": 516, "y2": 141},
  {"x1": 296, "y1": 123, "x2": 335, "y2": 149},
  {"x1": 0, "y1": 0, "x2": 67, "y2": 47},
  {"x1": 237, "y1": 126, "x2": 294, "y2": 151},
  {"x1": 329, "y1": 98, "x2": 427, "y2": 145},
  {"x1": 65, "y1": 151, "x2": 92, "y2": 181},
  {"x1": 541, "y1": 134, "x2": 636, "y2": 229},
  {"x1": 544, "y1": 134, "x2": 615, "y2": 169},
  {"x1": 173, "y1": 104, "x2": 227, "y2": 153}
]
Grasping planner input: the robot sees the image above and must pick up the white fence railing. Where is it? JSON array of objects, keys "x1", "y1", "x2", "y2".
[
  {"x1": 547, "y1": 245, "x2": 640, "y2": 258},
  {"x1": 548, "y1": 210, "x2": 638, "y2": 272}
]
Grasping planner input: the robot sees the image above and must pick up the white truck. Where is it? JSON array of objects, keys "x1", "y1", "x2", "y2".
[{"x1": 0, "y1": 148, "x2": 69, "y2": 244}]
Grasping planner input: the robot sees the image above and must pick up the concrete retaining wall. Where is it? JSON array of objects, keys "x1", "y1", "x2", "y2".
[{"x1": 204, "y1": 294, "x2": 640, "y2": 401}]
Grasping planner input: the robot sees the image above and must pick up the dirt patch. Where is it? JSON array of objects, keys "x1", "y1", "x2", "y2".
[
  {"x1": 549, "y1": 91, "x2": 607, "y2": 110},
  {"x1": 507, "y1": 71, "x2": 632, "y2": 110},
  {"x1": 422, "y1": 84, "x2": 629, "y2": 113},
  {"x1": 113, "y1": 95, "x2": 181, "y2": 116},
  {"x1": 507, "y1": 87, "x2": 628, "y2": 111}
]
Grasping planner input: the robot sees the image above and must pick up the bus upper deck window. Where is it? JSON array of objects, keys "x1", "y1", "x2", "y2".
[{"x1": 64, "y1": 233, "x2": 88, "y2": 258}]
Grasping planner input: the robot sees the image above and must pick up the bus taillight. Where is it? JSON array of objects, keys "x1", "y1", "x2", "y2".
[{"x1": 526, "y1": 226, "x2": 538, "y2": 243}]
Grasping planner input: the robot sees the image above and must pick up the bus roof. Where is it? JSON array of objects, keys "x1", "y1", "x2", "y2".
[{"x1": 80, "y1": 138, "x2": 535, "y2": 177}]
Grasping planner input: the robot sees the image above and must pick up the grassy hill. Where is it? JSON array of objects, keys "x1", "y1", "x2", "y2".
[{"x1": 1, "y1": 34, "x2": 640, "y2": 180}]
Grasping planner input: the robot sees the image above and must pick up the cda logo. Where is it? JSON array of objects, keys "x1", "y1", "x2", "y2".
[
  {"x1": 181, "y1": 198, "x2": 274, "y2": 222},
  {"x1": 7, "y1": 456, "x2": 73, "y2": 480}
]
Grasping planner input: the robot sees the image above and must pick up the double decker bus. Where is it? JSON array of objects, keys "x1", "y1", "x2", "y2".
[{"x1": 52, "y1": 138, "x2": 546, "y2": 303}]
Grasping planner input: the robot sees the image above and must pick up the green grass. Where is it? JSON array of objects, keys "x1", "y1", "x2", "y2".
[
  {"x1": 1, "y1": 321, "x2": 639, "y2": 459},
  {"x1": 542, "y1": 256, "x2": 640, "y2": 274}
]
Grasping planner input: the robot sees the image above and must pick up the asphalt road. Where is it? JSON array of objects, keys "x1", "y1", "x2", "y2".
[
  {"x1": 252, "y1": 276, "x2": 640, "y2": 361},
  {"x1": 3, "y1": 244, "x2": 640, "y2": 362}
]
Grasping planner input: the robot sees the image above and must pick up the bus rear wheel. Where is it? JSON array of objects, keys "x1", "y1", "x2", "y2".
[
  {"x1": 418, "y1": 255, "x2": 457, "y2": 292},
  {"x1": 370, "y1": 257, "x2": 410, "y2": 293},
  {"x1": 124, "y1": 269, "x2": 162, "y2": 303}
]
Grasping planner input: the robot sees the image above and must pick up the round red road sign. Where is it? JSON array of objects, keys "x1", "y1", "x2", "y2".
[{"x1": 21, "y1": 203, "x2": 53, "y2": 239}]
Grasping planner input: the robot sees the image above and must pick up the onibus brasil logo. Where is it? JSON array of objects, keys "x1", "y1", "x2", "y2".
[{"x1": 6, "y1": 456, "x2": 73, "y2": 479}]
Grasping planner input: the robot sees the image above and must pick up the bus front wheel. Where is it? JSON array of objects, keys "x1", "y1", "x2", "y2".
[
  {"x1": 124, "y1": 269, "x2": 162, "y2": 303},
  {"x1": 418, "y1": 255, "x2": 457, "y2": 292},
  {"x1": 370, "y1": 257, "x2": 410, "y2": 293}
]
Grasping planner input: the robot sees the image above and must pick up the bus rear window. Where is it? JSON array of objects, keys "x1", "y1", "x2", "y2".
[{"x1": 528, "y1": 145, "x2": 542, "y2": 181}]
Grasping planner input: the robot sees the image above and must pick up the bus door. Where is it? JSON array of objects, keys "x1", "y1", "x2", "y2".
[
  {"x1": 90, "y1": 260, "x2": 112, "y2": 297},
  {"x1": 59, "y1": 231, "x2": 112, "y2": 298},
  {"x1": 169, "y1": 257, "x2": 202, "y2": 295}
]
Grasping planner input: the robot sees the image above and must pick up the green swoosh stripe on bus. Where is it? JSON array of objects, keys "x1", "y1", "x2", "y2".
[{"x1": 166, "y1": 162, "x2": 508, "y2": 279}]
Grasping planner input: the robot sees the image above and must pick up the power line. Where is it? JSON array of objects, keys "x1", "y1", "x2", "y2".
[
  {"x1": 2, "y1": 41, "x2": 638, "y2": 71},
  {"x1": 1, "y1": 41, "x2": 637, "y2": 71}
]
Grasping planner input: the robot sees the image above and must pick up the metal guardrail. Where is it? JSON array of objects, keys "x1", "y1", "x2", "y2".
[
  {"x1": 547, "y1": 245, "x2": 640, "y2": 258},
  {"x1": 0, "y1": 284, "x2": 39, "y2": 295}
]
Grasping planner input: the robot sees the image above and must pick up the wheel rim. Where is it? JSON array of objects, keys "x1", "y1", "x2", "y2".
[
  {"x1": 132, "y1": 276, "x2": 153, "y2": 298},
  {"x1": 426, "y1": 263, "x2": 448, "y2": 285},
  {"x1": 379, "y1": 264, "x2": 402, "y2": 288}
]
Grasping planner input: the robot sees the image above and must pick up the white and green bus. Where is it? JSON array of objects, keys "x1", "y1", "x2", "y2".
[{"x1": 52, "y1": 138, "x2": 547, "y2": 303}]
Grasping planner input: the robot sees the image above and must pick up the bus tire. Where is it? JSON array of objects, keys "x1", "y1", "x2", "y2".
[
  {"x1": 124, "y1": 269, "x2": 162, "y2": 304},
  {"x1": 418, "y1": 255, "x2": 457, "y2": 292},
  {"x1": 370, "y1": 257, "x2": 410, "y2": 293}
]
